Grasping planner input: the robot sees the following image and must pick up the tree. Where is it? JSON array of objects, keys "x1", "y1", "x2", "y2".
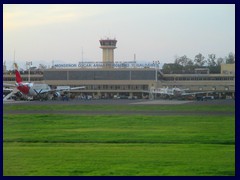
[
  {"x1": 174, "y1": 56, "x2": 180, "y2": 65},
  {"x1": 175, "y1": 55, "x2": 193, "y2": 67},
  {"x1": 185, "y1": 59, "x2": 195, "y2": 71},
  {"x1": 186, "y1": 59, "x2": 194, "y2": 66},
  {"x1": 216, "y1": 57, "x2": 224, "y2": 66},
  {"x1": 207, "y1": 54, "x2": 216, "y2": 67},
  {"x1": 162, "y1": 63, "x2": 183, "y2": 74},
  {"x1": 38, "y1": 64, "x2": 47, "y2": 70},
  {"x1": 179, "y1": 55, "x2": 189, "y2": 67},
  {"x1": 225, "y1": 52, "x2": 235, "y2": 64},
  {"x1": 194, "y1": 53, "x2": 206, "y2": 67}
]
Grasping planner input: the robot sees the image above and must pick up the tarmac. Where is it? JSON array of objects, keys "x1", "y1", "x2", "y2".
[{"x1": 2, "y1": 98, "x2": 235, "y2": 105}]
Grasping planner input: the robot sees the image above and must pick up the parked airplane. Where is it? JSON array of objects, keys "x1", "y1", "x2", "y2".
[
  {"x1": 146, "y1": 87, "x2": 210, "y2": 100},
  {"x1": 3, "y1": 63, "x2": 85, "y2": 101}
]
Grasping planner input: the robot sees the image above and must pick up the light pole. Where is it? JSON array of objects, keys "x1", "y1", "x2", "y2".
[
  {"x1": 153, "y1": 61, "x2": 160, "y2": 82},
  {"x1": 151, "y1": 61, "x2": 160, "y2": 100},
  {"x1": 26, "y1": 61, "x2": 32, "y2": 82}
]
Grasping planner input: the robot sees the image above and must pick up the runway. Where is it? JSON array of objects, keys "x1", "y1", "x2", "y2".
[
  {"x1": 3, "y1": 100, "x2": 29, "y2": 104},
  {"x1": 3, "y1": 99, "x2": 235, "y2": 105}
]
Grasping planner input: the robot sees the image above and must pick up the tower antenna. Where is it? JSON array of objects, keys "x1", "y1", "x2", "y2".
[
  {"x1": 12, "y1": 49, "x2": 16, "y2": 70},
  {"x1": 82, "y1": 47, "x2": 84, "y2": 63}
]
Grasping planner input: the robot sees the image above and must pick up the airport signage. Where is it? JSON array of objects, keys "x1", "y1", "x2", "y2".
[
  {"x1": 54, "y1": 64, "x2": 77, "y2": 68},
  {"x1": 54, "y1": 62, "x2": 160, "y2": 69}
]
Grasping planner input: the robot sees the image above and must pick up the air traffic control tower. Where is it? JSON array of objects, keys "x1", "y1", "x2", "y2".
[{"x1": 99, "y1": 38, "x2": 117, "y2": 68}]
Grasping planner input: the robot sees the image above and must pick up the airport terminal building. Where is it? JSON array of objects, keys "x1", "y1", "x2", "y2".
[
  {"x1": 43, "y1": 64, "x2": 235, "y2": 99},
  {"x1": 3, "y1": 38, "x2": 235, "y2": 99},
  {"x1": 3, "y1": 64, "x2": 235, "y2": 99}
]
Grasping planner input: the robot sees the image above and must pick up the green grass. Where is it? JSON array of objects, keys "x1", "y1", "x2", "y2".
[
  {"x1": 4, "y1": 143, "x2": 234, "y2": 176},
  {"x1": 3, "y1": 104, "x2": 235, "y2": 112},
  {"x1": 3, "y1": 110, "x2": 235, "y2": 176},
  {"x1": 3, "y1": 115, "x2": 235, "y2": 145}
]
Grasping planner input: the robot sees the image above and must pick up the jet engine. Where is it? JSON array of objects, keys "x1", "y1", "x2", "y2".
[
  {"x1": 53, "y1": 92, "x2": 61, "y2": 97},
  {"x1": 52, "y1": 92, "x2": 61, "y2": 100},
  {"x1": 15, "y1": 91, "x2": 23, "y2": 97}
]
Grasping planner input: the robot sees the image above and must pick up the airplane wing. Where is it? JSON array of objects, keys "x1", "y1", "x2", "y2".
[
  {"x1": 151, "y1": 90, "x2": 173, "y2": 95},
  {"x1": 68, "y1": 86, "x2": 85, "y2": 90},
  {"x1": 3, "y1": 87, "x2": 14, "y2": 92},
  {"x1": 153, "y1": 92, "x2": 174, "y2": 95},
  {"x1": 3, "y1": 83, "x2": 15, "y2": 87},
  {"x1": 34, "y1": 89, "x2": 52, "y2": 94},
  {"x1": 33, "y1": 86, "x2": 85, "y2": 94},
  {"x1": 181, "y1": 91, "x2": 213, "y2": 96},
  {"x1": 142, "y1": 90, "x2": 174, "y2": 95},
  {"x1": 55, "y1": 86, "x2": 85, "y2": 92}
]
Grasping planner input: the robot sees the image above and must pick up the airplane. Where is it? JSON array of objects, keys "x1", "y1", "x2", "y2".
[
  {"x1": 3, "y1": 63, "x2": 85, "y2": 101},
  {"x1": 146, "y1": 86, "x2": 211, "y2": 100}
]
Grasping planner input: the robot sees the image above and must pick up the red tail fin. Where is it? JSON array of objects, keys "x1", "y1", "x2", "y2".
[{"x1": 15, "y1": 70, "x2": 23, "y2": 83}]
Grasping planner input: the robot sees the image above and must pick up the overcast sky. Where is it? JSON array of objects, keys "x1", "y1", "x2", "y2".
[{"x1": 3, "y1": 4, "x2": 235, "y2": 70}]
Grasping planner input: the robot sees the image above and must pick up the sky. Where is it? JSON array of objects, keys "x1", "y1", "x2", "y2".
[{"x1": 3, "y1": 4, "x2": 235, "y2": 70}]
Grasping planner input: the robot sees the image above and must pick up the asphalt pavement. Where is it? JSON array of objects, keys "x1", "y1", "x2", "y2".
[
  {"x1": 3, "y1": 99, "x2": 235, "y2": 116},
  {"x1": 3, "y1": 98, "x2": 235, "y2": 106}
]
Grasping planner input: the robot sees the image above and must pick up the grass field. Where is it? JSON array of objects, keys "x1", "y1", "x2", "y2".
[
  {"x1": 3, "y1": 104, "x2": 235, "y2": 176},
  {"x1": 3, "y1": 104, "x2": 235, "y2": 112}
]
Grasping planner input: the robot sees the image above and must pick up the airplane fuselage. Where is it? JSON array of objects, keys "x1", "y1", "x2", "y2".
[
  {"x1": 11, "y1": 67, "x2": 85, "y2": 100},
  {"x1": 16, "y1": 83, "x2": 37, "y2": 96},
  {"x1": 151, "y1": 87, "x2": 185, "y2": 97}
]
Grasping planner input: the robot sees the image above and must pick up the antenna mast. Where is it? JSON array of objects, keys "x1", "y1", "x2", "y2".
[
  {"x1": 82, "y1": 47, "x2": 83, "y2": 63},
  {"x1": 12, "y1": 49, "x2": 16, "y2": 70}
]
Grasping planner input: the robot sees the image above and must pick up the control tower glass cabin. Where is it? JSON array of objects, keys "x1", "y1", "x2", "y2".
[{"x1": 99, "y1": 38, "x2": 117, "y2": 68}]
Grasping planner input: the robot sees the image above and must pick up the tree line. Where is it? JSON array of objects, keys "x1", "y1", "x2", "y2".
[{"x1": 162, "y1": 52, "x2": 235, "y2": 74}]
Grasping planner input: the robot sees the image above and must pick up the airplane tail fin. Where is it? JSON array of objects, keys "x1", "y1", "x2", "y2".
[
  {"x1": 13, "y1": 63, "x2": 23, "y2": 83},
  {"x1": 13, "y1": 63, "x2": 18, "y2": 70},
  {"x1": 15, "y1": 69, "x2": 23, "y2": 83}
]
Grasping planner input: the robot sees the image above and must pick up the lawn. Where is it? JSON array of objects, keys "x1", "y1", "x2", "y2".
[
  {"x1": 3, "y1": 104, "x2": 235, "y2": 112},
  {"x1": 3, "y1": 105, "x2": 235, "y2": 176},
  {"x1": 4, "y1": 143, "x2": 234, "y2": 176}
]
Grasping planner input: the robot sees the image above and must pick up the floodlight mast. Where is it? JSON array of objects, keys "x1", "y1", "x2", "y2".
[{"x1": 26, "y1": 61, "x2": 32, "y2": 82}]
